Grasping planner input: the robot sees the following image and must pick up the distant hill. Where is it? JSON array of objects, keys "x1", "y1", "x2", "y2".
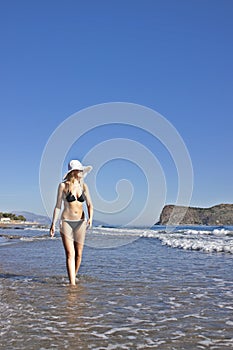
[
  {"x1": 157, "y1": 204, "x2": 233, "y2": 226},
  {"x1": 13, "y1": 211, "x2": 51, "y2": 225},
  {"x1": 13, "y1": 211, "x2": 106, "y2": 227}
]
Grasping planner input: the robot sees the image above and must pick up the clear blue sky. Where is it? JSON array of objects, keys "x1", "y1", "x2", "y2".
[{"x1": 0, "y1": 0, "x2": 232, "y2": 224}]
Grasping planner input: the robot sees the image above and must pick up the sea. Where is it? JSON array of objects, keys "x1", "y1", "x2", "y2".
[{"x1": 0, "y1": 225, "x2": 233, "y2": 350}]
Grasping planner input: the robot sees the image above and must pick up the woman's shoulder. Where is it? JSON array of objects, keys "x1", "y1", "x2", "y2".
[
  {"x1": 58, "y1": 182, "x2": 66, "y2": 190},
  {"x1": 83, "y1": 182, "x2": 90, "y2": 192}
]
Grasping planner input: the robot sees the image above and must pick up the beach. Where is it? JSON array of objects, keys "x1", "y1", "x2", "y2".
[{"x1": 0, "y1": 225, "x2": 233, "y2": 349}]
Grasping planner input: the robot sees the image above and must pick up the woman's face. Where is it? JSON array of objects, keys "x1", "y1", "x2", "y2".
[{"x1": 71, "y1": 170, "x2": 83, "y2": 179}]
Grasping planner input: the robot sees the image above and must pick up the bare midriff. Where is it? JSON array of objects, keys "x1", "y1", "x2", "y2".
[{"x1": 61, "y1": 200, "x2": 84, "y2": 220}]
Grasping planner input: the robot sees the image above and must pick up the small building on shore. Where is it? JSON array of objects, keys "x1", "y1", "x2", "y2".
[{"x1": 0, "y1": 217, "x2": 11, "y2": 223}]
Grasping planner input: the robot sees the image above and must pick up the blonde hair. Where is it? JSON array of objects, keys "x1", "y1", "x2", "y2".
[{"x1": 64, "y1": 170, "x2": 84, "y2": 193}]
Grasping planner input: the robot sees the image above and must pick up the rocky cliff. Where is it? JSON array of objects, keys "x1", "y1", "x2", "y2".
[{"x1": 158, "y1": 204, "x2": 233, "y2": 226}]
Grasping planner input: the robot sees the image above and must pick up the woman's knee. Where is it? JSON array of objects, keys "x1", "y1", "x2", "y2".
[
  {"x1": 67, "y1": 250, "x2": 75, "y2": 260},
  {"x1": 64, "y1": 244, "x2": 75, "y2": 259},
  {"x1": 75, "y1": 244, "x2": 83, "y2": 256},
  {"x1": 76, "y1": 254, "x2": 82, "y2": 264}
]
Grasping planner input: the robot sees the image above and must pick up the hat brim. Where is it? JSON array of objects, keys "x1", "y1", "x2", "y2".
[{"x1": 63, "y1": 165, "x2": 92, "y2": 180}]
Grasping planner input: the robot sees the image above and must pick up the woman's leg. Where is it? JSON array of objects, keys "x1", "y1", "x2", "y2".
[
  {"x1": 74, "y1": 221, "x2": 87, "y2": 275},
  {"x1": 60, "y1": 230, "x2": 76, "y2": 285},
  {"x1": 74, "y1": 243, "x2": 84, "y2": 275}
]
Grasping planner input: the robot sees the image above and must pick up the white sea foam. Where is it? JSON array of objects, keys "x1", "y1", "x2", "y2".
[
  {"x1": 158, "y1": 235, "x2": 233, "y2": 254},
  {"x1": 213, "y1": 228, "x2": 231, "y2": 235},
  {"x1": 1, "y1": 225, "x2": 233, "y2": 254},
  {"x1": 184, "y1": 229, "x2": 212, "y2": 235},
  {"x1": 89, "y1": 226, "x2": 233, "y2": 254}
]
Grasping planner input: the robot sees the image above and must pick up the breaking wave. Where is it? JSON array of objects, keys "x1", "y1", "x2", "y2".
[{"x1": 1, "y1": 225, "x2": 233, "y2": 254}]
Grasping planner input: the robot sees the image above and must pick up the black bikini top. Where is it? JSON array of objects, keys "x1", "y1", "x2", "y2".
[{"x1": 66, "y1": 191, "x2": 85, "y2": 203}]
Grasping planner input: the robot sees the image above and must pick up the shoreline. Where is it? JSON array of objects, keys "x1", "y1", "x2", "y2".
[{"x1": 0, "y1": 221, "x2": 46, "y2": 229}]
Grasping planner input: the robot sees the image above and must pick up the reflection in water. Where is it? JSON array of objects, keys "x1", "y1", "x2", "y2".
[{"x1": 0, "y1": 229, "x2": 233, "y2": 349}]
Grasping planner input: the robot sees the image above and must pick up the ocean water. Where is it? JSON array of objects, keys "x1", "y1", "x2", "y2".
[{"x1": 0, "y1": 225, "x2": 233, "y2": 349}]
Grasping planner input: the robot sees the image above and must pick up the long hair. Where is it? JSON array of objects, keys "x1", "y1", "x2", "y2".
[{"x1": 64, "y1": 170, "x2": 84, "y2": 193}]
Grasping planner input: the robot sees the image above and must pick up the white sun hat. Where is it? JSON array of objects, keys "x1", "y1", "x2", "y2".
[{"x1": 63, "y1": 160, "x2": 92, "y2": 179}]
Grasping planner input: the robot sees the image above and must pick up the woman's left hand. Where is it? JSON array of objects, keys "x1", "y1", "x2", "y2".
[
  {"x1": 50, "y1": 224, "x2": 55, "y2": 237},
  {"x1": 87, "y1": 219, "x2": 92, "y2": 228}
]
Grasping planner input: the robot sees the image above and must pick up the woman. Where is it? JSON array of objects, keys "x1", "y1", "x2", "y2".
[{"x1": 50, "y1": 159, "x2": 93, "y2": 285}]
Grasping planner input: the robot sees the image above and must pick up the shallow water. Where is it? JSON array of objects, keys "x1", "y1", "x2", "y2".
[{"x1": 0, "y1": 226, "x2": 233, "y2": 349}]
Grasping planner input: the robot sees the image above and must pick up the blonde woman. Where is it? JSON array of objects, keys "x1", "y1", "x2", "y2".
[{"x1": 50, "y1": 160, "x2": 93, "y2": 285}]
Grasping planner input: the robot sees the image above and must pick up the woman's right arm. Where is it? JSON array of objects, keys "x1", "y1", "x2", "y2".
[{"x1": 50, "y1": 183, "x2": 64, "y2": 237}]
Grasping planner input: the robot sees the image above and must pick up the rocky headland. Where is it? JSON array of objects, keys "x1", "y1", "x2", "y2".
[{"x1": 157, "y1": 204, "x2": 233, "y2": 226}]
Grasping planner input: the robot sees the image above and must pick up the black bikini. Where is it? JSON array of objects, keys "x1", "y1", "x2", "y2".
[
  {"x1": 61, "y1": 185, "x2": 86, "y2": 236},
  {"x1": 66, "y1": 191, "x2": 85, "y2": 203}
]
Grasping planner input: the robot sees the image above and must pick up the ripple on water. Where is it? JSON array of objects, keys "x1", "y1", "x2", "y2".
[{"x1": 1, "y1": 230, "x2": 233, "y2": 349}]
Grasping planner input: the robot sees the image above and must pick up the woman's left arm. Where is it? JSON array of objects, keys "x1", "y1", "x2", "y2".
[{"x1": 84, "y1": 183, "x2": 93, "y2": 228}]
